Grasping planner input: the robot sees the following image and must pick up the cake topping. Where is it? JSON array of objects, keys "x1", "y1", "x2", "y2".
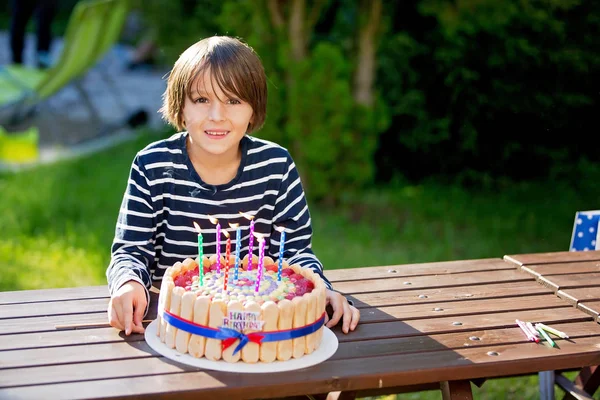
[{"x1": 171, "y1": 263, "x2": 315, "y2": 304}]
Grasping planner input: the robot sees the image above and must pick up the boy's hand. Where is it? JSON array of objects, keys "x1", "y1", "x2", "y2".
[
  {"x1": 108, "y1": 280, "x2": 147, "y2": 335},
  {"x1": 325, "y1": 289, "x2": 360, "y2": 334}
]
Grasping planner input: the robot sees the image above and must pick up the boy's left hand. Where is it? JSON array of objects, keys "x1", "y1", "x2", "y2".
[{"x1": 325, "y1": 289, "x2": 360, "y2": 334}]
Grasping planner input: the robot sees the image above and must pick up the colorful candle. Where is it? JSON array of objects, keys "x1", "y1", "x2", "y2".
[
  {"x1": 516, "y1": 319, "x2": 538, "y2": 343},
  {"x1": 275, "y1": 226, "x2": 286, "y2": 281},
  {"x1": 536, "y1": 325, "x2": 556, "y2": 347},
  {"x1": 535, "y1": 322, "x2": 569, "y2": 338},
  {"x1": 229, "y1": 223, "x2": 241, "y2": 281},
  {"x1": 240, "y1": 212, "x2": 255, "y2": 271},
  {"x1": 254, "y1": 233, "x2": 265, "y2": 294},
  {"x1": 223, "y1": 230, "x2": 231, "y2": 291},
  {"x1": 193, "y1": 221, "x2": 204, "y2": 286},
  {"x1": 209, "y1": 216, "x2": 221, "y2": 274}
]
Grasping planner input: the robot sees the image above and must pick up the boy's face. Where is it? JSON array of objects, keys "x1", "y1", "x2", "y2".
[{"x1": 183, "y1": 69, "x2": 254, "y2": 160}]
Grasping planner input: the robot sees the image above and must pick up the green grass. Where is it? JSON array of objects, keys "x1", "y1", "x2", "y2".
[{"x1": 1, "y1": 130, "x2": 599, "y2": 399}]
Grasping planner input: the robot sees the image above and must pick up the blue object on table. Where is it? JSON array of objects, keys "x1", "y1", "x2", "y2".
[{"x1": 570, "y1": 210, "x2": 600, "y2": 251}]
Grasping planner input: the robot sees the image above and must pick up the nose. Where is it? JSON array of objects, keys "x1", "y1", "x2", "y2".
[{"x1": 208, "y1": 101, "x2": 225, "y2": 121}]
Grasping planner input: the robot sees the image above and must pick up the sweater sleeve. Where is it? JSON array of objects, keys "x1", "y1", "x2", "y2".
[
  {"x1": 270, "y1": 157, "x2": 333, "y2": 290},
  {"x1": 106, "y1": 154, "x2": 156, "y2": 314}
]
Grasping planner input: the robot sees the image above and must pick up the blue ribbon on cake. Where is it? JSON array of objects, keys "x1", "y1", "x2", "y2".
[{"x1": 160, "y1": 308, "x2": 326, "y2": 355}]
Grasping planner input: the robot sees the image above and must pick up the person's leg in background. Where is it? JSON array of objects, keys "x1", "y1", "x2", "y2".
[
  {"x1": 9, "y1": 0, "x2": 37, "y2": 65},
  {"x1": 35, "y1": 0, "x2": 58, "y2": 68}
]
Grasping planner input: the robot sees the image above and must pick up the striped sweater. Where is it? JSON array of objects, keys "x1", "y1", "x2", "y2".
[{"x1": 106, "y1": 132, "x2": 333, "y2": 310}]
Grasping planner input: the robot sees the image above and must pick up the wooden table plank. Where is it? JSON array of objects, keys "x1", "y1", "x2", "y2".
[
  {"x1": 504, "y1": 251, "x2": 600, "y2": 266},
  {"x1": 577, "y1": 301, "x2": 600, "y2": 319},
  {"x1": 326, "y1": 258, "x2": 512, "y2": 282},
  {"x1": 344, "y1": 307, "x2": 592, "y2": 341},
  {"x1": 0, "y1": 286, "x2": 109, "y2": 305},
  {"x1": 348, "y1": 281, "x2": 554, "y2": 308},
  {"x1": 335, "y1": 270, "x2": 533, "y2": 294},
  {"x1": 518, "y1": 261, "x2": 600, "y2": 277},
  {"x1": 557, "y1": 288, "x2": 600, "y2": 306},
  {"x1": 0, "y1": 327, "x2": 140, "y2": 351},
  {"x1": 535, "y1": 273, "x2": 600, "y2": 291},
  {"x1": 2, "y1": 335, "x2": 600, "y2": 400},
  {"x1": 0, "y1": 298, "x2": 109, "y2": 319},
  {"x1": 0, "y1": 340, "x2": 159, "y2": 370},
  {"x1": 358, "y1": 294, "x2": 571, "y2": 323},
  {"x1": 0, "y1": 306, "x2": 158, "y2": 336}
]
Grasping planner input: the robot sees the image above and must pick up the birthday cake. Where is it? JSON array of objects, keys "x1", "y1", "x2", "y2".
[{"x1": 156, "y1": 254, "x2": 327, "y2": 363}]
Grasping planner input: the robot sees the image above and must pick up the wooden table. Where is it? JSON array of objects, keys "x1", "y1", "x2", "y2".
[{"x1": 1, "y1": 251, "x2": 600, "y2": 400}]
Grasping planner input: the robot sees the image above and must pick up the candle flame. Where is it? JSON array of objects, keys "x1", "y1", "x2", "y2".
[
  {"x1": 253, "y1": 231, "x2": 265, "y2": 241},
  {"x1": 229, "y1": 222, "x2": 239, "y2": 229},
  {"x1": 275, "y1": 225, "x2": 285, "y2": 233},
  {"x1": 193, "y1": 221, "x2": 202, "y2": 233},
  {"x1": 223, "y1": 230, "x2": 230, "y2": 238},
  {"x1": 208, "y1": 216, "x2": 219, "y2": 224},
  {"x1": 239, "y1": 211, "x2": 254, "y2": 220}
]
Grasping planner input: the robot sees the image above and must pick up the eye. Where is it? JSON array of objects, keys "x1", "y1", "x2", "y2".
[
  {"x1": 227, "y1": 98, "x2": 241, "y2": 105},
  {"x1": 194, "y1": 97, "x2": 208, "y2": 104}
]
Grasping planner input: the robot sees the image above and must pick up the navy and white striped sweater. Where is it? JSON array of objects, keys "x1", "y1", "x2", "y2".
[{"x1": 106, "y1": 132, "x2": 333, "y2": 308}]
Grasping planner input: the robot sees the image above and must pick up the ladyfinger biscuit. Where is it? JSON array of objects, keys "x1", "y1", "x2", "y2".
[
  {"x1": 170, "y1": 262, "x2": 183, "y2": 277},
  {"x1": 260, "y1": 301, "x2": 279, "y2": 362},
  {"x1": 165, "y1": 286, "x2": 184, "y2": 349},
  {"x1": 304, "y1": 291, "x2": 318, "y2": 353},
  {"x1": 315, "y1": 284, "x2": 327, "y2": 346},
  {"x1": 205, "y1": 299, "x2": 226, "y2": 361},
  {"x1": 208, "y1": 254, "x2": 226, "y2": 269},
  {"x1": 159, "y1": 280, "x2": 175, "y2": 341},
  {"x1": 222, "y1": 300, "x2": 243, "y2": 363},
  {"x1": 175, "y1": 291, "x2": 196, "y2": 354},
  {"x1": 188, "y1": 295, "x2": 210, "y2": 358},
  {"x1": 242, "y1": 254, "x2": 259, "y2": 270},
  {"x1": 262, "y1": 256, "x2": 275, "y2": 267},
  {"x1": 156, "y1": 276, "x2": 173, "y2": 336},
  {"x1": 181, "y1": 258, "x2": 197, "y2": 272},
  {"x1": 196, "y1": 256, "x2": 211, "y2": 271},
  {"x1": 241, "y1": 301, "x2": 261, "y2": 363},
  {"x1": 291, "y1": 296, "x2": 308, "y2": 358},
  {"x1": 276, "y1": 299, "x2": 294, "y2": 361}
]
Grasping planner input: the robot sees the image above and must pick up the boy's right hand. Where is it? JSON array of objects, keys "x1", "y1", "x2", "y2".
[{"x1": 108, "y1": 280, "x2": 147, "y2": 335}]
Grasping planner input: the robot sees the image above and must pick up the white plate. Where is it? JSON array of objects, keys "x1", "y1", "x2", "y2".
[{"x1": 144, "y1": 319, "x2": 339, "y2": 373}]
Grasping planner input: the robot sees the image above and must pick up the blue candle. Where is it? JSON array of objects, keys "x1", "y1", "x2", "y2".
[
  {"x1": 193, "y1": 221, "x2": 204, "y2": 286},
  {"x1": 230, "y1": 223, "x2": 241, "y2": 281},
  {"x1": 276, "y1": 226, "x2": 286, "y2": 281}
]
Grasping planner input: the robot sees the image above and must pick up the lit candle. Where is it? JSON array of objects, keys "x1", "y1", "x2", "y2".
[
  {"x1": 240, "y1": 212, "x2": 255, "y2": 271},
  {"x1": 229, "y1": 223, "x2": 241, "y2": 281},
  {"x1": 254, "y1": 232, "x2": 265, "y2": 294},
  {"x1": 193, "y1": 221, "x2": 204, "y2": 286},
  {"x1": 209, "y1": 216, "x2": 221, "y2": 274},
  {"x1": 223, "y1": 230, "x2": 231, "y2": 291},
  {"x1": 275, "y1": 226, "x2": 286, "y2": 281}
]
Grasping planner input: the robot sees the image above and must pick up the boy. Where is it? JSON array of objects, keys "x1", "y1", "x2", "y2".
[{"x1": 107, "y1": 36, "x2": 360, "y2": 337}]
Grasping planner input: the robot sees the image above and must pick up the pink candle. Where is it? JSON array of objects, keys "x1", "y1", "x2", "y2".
[
  {"x1": 209, "y1": 216, "x2": 221, "y2": 274},
  {"x1": 254, "y1": 234, "x2": 265, "y2": 294},
  {"x1": 240, "y1": 212, "x2": 255, "y2": 271}
]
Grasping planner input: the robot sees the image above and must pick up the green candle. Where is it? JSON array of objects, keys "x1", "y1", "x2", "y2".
[{"x1": 194, "y1": 221, "x2": 204, "y2": 286}]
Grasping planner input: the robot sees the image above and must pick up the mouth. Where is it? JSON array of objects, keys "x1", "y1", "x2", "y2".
[{"x1": 205, "y1": 130, "x2": 229, "y2": 139}]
